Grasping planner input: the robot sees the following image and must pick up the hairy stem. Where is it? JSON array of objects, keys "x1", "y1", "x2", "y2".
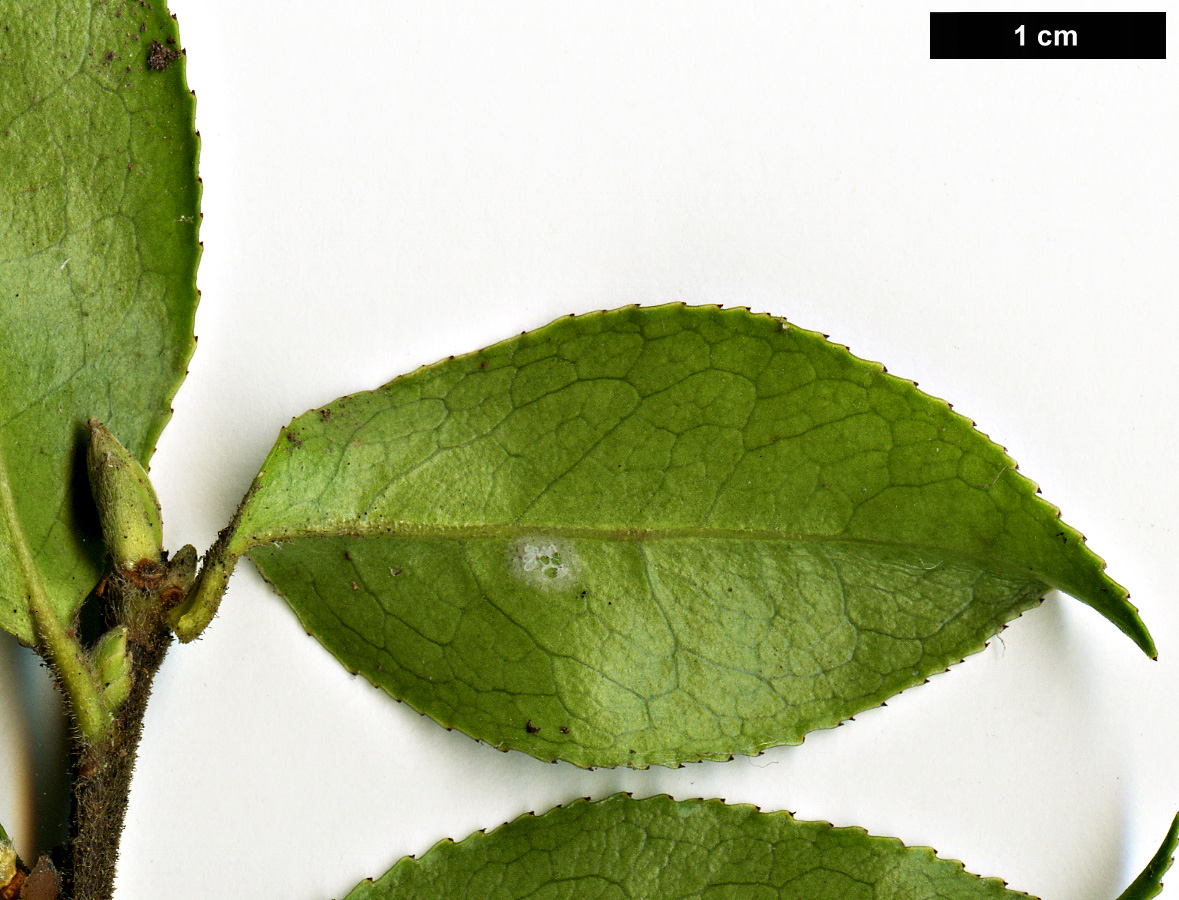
[
  {"x1": 66, "y1": 545, "x2": 195, "y2": 900},
  {"x1": 68, "y1": 613, "x2": 169, "y2": 899}
]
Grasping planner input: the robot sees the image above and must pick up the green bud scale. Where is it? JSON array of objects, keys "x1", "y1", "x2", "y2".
[{"x1": 86, "y1": 419, "x2": 165, "y2": 583}]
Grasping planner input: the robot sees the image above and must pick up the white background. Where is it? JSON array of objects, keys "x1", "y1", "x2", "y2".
[{"x1": 1, "y1": 2, "x2": 1176, "y2": 898}]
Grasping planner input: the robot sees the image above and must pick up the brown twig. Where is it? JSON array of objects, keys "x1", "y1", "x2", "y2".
[{"x1": 65, "y1": 548, "x2": 195, "y2": 900}]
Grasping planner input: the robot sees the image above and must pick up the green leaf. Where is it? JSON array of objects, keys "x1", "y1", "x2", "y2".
[
  {"x1": 343, "y1": 794, "x2": 1027, "y2": 900},
  {"x1": 0, "y1": 0, "x2": 200, "y2": 643},
  {"x1": 1115, "y1": 812, "x2": 1179, "y2": 900},
  {"x1": 346, "y1": 799, "x2": 1179, "y2": 900},
  {"x1": 233, "y1": 304, "x2": 1149, "y2": 767}
]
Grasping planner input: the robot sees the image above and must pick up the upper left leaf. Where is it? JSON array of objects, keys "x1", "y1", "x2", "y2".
[{"x1": 0, "y1": 0, "x2": 200, "y2": 644}]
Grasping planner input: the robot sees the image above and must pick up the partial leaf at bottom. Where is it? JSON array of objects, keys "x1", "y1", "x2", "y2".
[{"x1": 342, "y1": 794, "x2": 1026, "y2": 900}]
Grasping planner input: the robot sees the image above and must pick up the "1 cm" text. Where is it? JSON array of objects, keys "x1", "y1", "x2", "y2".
[{"x1": 1015, "y1": 24, "x2": 1078, "y2": 47}]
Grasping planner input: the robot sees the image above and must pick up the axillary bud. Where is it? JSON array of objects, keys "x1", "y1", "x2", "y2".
[
  {"x1": 86, "y1": 419, "x2": 165, "y2": 583},
  {"x1": 92, "y1": 625, "x2": 133, "y2": 712}
]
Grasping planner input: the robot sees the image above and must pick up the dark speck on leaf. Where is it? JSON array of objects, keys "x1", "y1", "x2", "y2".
[
  {"x1": 525, "y1": 719, "x2": 540, "y2": 734},
  {"x1": 147, "y1": 39, "x2": 179, "y2": 70},
  {"x1": 559, "y1": 725, "x2": 570, "y2": 734}
]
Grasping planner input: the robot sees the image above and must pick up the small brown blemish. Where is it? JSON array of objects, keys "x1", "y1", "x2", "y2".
[
  {"x1": 147, "y1": 39, "x2": 179, "y2": 71},
  {"x1": 160, "y1": 585, "x2": 185, "y2": 609},
  {"x1": 125, "y1": 558, "x2": 165, "y2": 590},
  {"x1": 559, "y1": 725, "x2": 570, "y2": 734},
  {"x1": 18, "y1": 855, "x2": 60, "y2": 900},
  {"x1": 525, "y1": 719, "x2": 540, "y2": 734},
  {"x1": 350, "y1": 581, "x2": 359, "y2": 590}
]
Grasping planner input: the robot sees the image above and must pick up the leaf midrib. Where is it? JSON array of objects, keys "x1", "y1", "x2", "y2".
[{"x1": 240, "y1": 520, "x2": 1047, "y2": 588}]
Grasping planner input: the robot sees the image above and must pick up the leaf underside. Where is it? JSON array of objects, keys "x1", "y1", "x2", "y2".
[
  {"x1": 0, "y1": 0, "x2": 200, "y2": 643},
  {"x1": 342, "y1": 794, "x2": 1027, "y2": 900},
  {"x1": 239, "y1": 304, "x2": 1149, "y2": 768}
]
